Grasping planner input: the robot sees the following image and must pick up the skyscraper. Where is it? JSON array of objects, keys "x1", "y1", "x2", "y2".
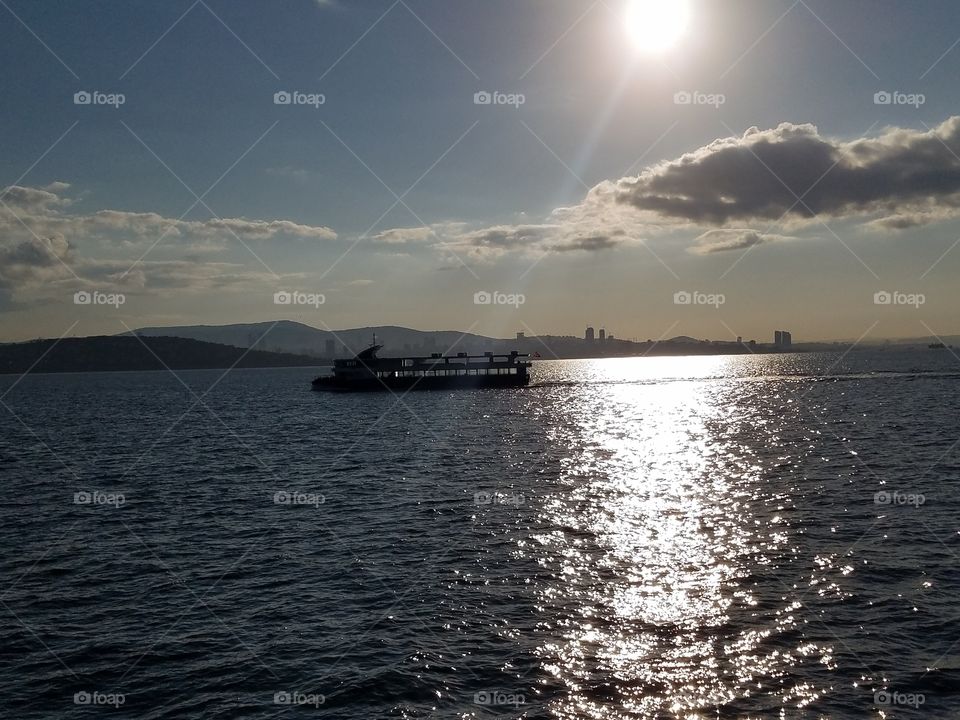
[
  {"x1": 585, "y1": 327, "x2": 595, "y2": 343},
  {"x1": 598, "y1": 328, "x2": 606, "y2": 342},
  {"x1": 774, "y1": 331, "x2": 792, "y2": 349}
]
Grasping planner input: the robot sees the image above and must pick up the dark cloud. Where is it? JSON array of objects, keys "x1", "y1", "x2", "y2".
[
  {"x1": 0, "y1": 235, "x2": 72, "y2": 278},
  {"x1": 462, "y1": 225, "x2": 557, "y2": 249},
  {"x1": 610, "y1": 117, "x2": 960, "y2": 226},
  {"x1": 553, "y1": 234, "x2": 622, "y2": 252}
]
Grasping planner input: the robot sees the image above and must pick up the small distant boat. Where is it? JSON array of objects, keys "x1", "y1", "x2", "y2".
[
  {"x1": 311, "y1": 342, "x2": 532, "y2": 392},
  {"x1": 929, "y1": 342, "x2": 947, "y2": 349}
]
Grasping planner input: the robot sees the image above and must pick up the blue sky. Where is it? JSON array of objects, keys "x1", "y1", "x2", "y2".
[{"x1": 3, "y1": 0, "x2": 960, "y2": 342}]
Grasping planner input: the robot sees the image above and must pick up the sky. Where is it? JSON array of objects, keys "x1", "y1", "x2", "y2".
[{"x1": 2, "y1": 0, "x2": 960, "y2": 343}]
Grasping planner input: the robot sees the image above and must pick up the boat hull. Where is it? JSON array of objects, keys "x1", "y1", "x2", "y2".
[{"x1": 311, "y1": 373, "x2": 530, "y2": 392}]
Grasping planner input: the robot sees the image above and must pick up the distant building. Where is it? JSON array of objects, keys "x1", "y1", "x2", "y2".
[
  {"x1": 598, "y1": 328, "x2": 606, "y2": 343},
  {"x1": 516, "y1": 331, "x2": 525, "y2": 340},
  {"x1": 774, "y1": 330, "x2": 793, "y2": 349},
  {"x1": 585, "y1": 327, "x2": 595, "y2": 343},
  {"x1": 737, "y1": 336, "x2": 742, "y2": 344}
]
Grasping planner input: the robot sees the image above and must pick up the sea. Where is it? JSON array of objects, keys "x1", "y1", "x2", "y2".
[{"x1": 2, "y1": 349, "x2": 959, "y2": 719}]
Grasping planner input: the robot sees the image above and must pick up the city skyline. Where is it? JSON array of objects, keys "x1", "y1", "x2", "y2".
[{"x1": 3, "y1": 0, "x2": 960, "y2": 344}]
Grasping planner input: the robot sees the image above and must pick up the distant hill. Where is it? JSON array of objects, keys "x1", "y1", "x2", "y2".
[
  {"x1": 0, "y1": 336, "x2": 321, "y2": 374},
  {"x1": 122, "y1": 322, "x2": 797, "y2": 360},
  {"x1": 129, "y1": 321, "x2": 502, "y2": 357}
]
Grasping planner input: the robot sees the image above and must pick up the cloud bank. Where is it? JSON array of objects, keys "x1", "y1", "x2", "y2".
[
  {"x1": 370, "y1": 117, "x2": 960, "y2": 263},
  {"x1": 0, "y1": 182, "x2": 337, "y2": 303}
]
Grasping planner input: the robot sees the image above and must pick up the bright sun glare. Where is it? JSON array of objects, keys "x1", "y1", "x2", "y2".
[{"x1": 625, "y1": 0, "x2": 691, "y2": 52}]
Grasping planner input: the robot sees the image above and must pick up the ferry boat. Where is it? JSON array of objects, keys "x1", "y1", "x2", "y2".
[{"x1": 311, "y1": 343, "x2": 532, "y2": 392}]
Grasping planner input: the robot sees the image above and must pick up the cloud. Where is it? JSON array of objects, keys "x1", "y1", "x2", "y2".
[
  {"x1": 690, "y1": 229, "x2": 792, "y2": 254},
  {"x1": 82, "y1": 259, "x2": 278, "y2": 291},
  {"x1": 372, "y1": 226, "x2": 437, "y2": 245},
  {"x1": 459, "y1": 224, "x2": 559, "y2": 250},
  {"x1": 322, "y1": 117, "x2": 960, "y2": 267},
  {"x1": 370, "y1": 221, "x2": 627, "y2": 264},
  {"x1": 0, "y1": 182, "x2": 338, "y2": 309},
  {"x1": 0, "y1": 185, "x2": 70, "y2": 213},
  {"x1": 193, "y1": 218, "x2": 336, "y2": 240},
  {"x1": 603, "y1": 117, "x2": 960, "y2": 228},
  {"x1": 0, "y1": 234, "x2": 72, "y2": 283},
  {"x1": 0, "y1": 183, "x2": 337, "y2": 245},
  {"x1": 0, "y1": 234, "x2": 75, "y2": 310},
  {"x1": 553, "y1": 234, "x2": 622, "y2": 252}
]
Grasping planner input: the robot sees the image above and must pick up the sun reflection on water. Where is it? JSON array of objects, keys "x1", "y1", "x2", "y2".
[{"x1": 524, "y1": 357, "x2": 834, "y2": 718}]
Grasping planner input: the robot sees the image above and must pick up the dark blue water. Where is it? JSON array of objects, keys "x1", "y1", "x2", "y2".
[{"x1": 2, "y1": 350, "x2": 960, "y2": 718}]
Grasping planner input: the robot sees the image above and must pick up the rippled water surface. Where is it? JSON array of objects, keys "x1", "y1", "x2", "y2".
[{"x1": 2, "y1": 351, "x2": 960, "y2": 718}]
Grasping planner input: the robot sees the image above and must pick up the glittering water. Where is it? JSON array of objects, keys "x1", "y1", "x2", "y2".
[{"x1": 2, "y1": 351, "x2": 960, "y2": 718}]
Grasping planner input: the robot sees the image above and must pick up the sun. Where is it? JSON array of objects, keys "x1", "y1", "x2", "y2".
[{"x1": 625, "y1": 0, "x2": 691, "y2": 52}]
